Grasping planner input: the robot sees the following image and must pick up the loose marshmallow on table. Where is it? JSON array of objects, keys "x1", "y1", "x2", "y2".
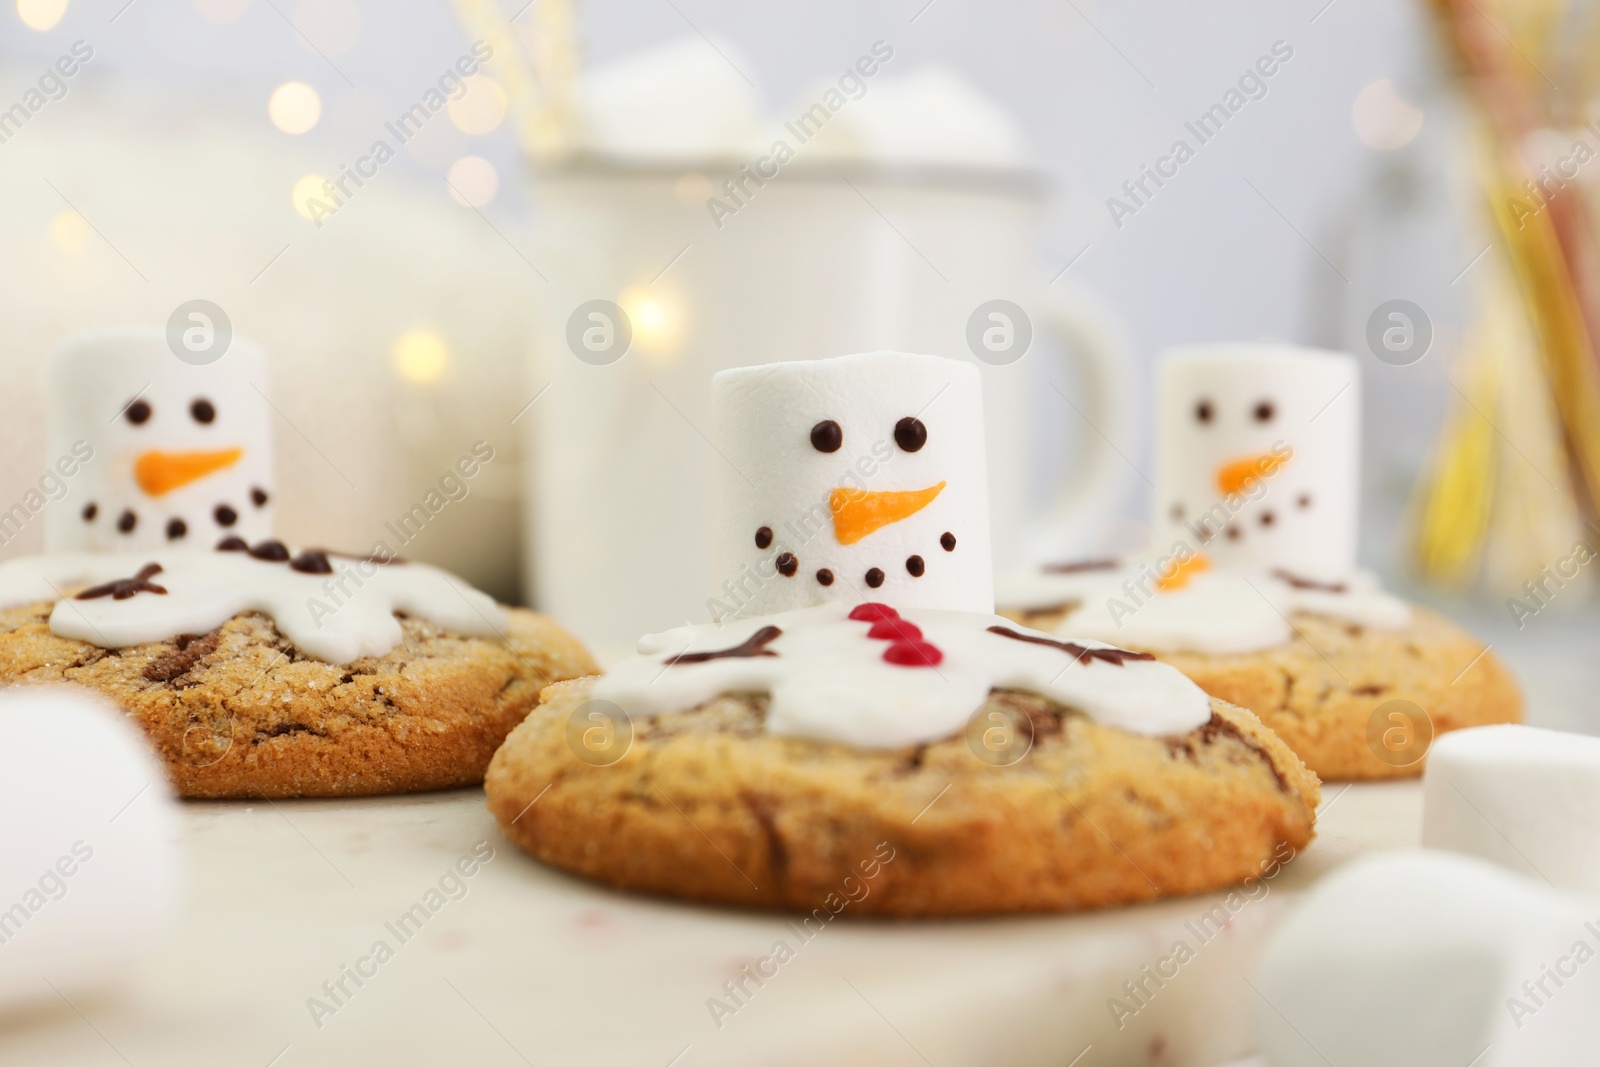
[
  {"x1": 712, "y1": 351, "x2": 993, "y2": 618},
  {"x1": 1155, "y1": 344, "x2": 1359, "y2": 585},
  {"x1": 1423, "y1": 724, "x2": 1600, "y2": 892},
  {"x1": 1254, "y1": 851, "x2": 1600, "y2": 1067},
  {"x1": 0, "y1": 687, "x2": 181, "y2": 1008},
  {"x1": 46, "y1": 328, "x2": 275, "y2": 553}
]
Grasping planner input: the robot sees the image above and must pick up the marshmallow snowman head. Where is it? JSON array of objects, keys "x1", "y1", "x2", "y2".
[
  {"x1": 712, "y1": 351, "x2": 993, "y2": 618},
  {"x1": 45, "y1": 329, "x2": 275, "y2": 552},
  {"x1": 1154, "y1": 344, "x2": 1359, "y2": 583}
]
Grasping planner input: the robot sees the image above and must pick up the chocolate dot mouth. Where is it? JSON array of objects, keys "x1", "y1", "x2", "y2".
[
  {"x1": 906, "y1": 555, "x2": 925, "y2": 577},
  {"x1": 865, "y1": 567, "x2": 885, "y2": 588},
  {"x1": 166, "y1": 518, "x2": 188, "y2": 541},
  {"x1": 214, "y1": 504, "x2": 238, "y2": 527},
  {"x1": 940, "y1": 531, "x2": 956, "y2": 552},
  {"x1": 117, "y1": 509, "x2": 137, "y2": 534},
  {"x1": 755, "y1": 526, "x2": 773, "y2": 549},
  {"x1": 82, "y1": 502, "x2": 98, "y2": 522},
  {"x1": 815, "y1": 568, "x2": 834, "y2": 586},
  {"x1": 775, "y1": 552, "x2": 798, "y2": 577}
]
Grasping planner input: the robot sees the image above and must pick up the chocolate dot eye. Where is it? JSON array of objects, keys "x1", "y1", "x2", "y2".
[
  {"x1": 1254, "y1": 400, "x2": 1275, "y2": 422},
  {"x1": 775, "y1": 552, "x2": 798, "y2": 577},
  {"x1": 191, "y1": 398, "x2": 216, "y2": 424},
  {"x1": 1226, "y1": 526, "x2": 1242, "y2": 541},
  {"x1": 1260, "y1": 511, "x2": 1276, "y2": 526},
  {"x1": 894, "y1": 417, "x2": 927, "y2": 452},
  {"x1": 1170, "y1": 503, "x2": 1185, "y2": 521},
  {"x1": 117, "y1": 509, "x2": 137, "y2": 533},
  {"x1": 82, "y1": 502, "x2": 97, "y2": 522},
  {"x1": 810, "y1": 420, "x2": 843, "y2": 453},
  {"x1": 865, "y1": 567, "x2": 885, "y2": 588},
  {"x1": 251, "y1": 487, "x2": 270, "y2": 508},
  {"x1": 1195, "y1": 400, "x2": 1214, "y2": 424},
  {"x1": 754, "y1": 526, "x2": 773, "y2": 549},
  {"x1": 940, "y1": 532, "x2": 956, "y2": 552},
  {"x1": 1298, "y1": 493, "x2": 1312, "y2": 508},
  {"x1": 166, "y1": 518, "x2": 188, "y2": 540},
  {"x1": 906, "y1": 555, "x2": 925, "y2": 577},
  {"x1": 815, "y1": 568, "x2": 834, "y2": 586},
  {"x1": 125, "y1": 399, "x2": 152, "y2": 426}
]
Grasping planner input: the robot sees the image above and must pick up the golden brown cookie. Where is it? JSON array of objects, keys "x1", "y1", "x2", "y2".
[
  {"x1": 1006, "y1": 604, "x2": 1521, "y2": 781},
  {"x1": 0, "y1": 599, "x2": 597, "y2": 798},
  {"x1": 485, "y1": 678, "x2": 1319, "y2": 918}
]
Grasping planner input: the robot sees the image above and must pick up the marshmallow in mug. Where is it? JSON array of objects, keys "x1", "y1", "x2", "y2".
[
  {"x1": 46, "y1": 329, "x2": 275, "y2": 552},
  {"x1": 1155, "y1": 344, "x2": 1359, "y2": 584},
  {"x1": 711, "y1": 351, "x2": 993, "y2": 618}
]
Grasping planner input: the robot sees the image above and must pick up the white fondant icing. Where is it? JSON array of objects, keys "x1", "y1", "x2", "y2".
[
  {"x1": 0, "y1": 549, "x2": 505, "y2": 665},
  {"x1": 47, "y1": 329, "x2": 276, "y2": 552},
  {"x1": 711, "y1": 351, "x2": 994, "y2": 619},
  {"x1": 594, "y1": 601, "x2": 1214, "y2": 749},
  {"x1": 997, "y1": 559, "x2": 1411, "y2": 655}
]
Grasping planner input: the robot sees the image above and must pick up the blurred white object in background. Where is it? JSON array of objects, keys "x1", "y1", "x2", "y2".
[
  {"x1": 1253, "y1": 851, "x2": 1600, "y2": 1067},
  {"x1": 1423, "y1": 724, "x2": 1600, "y2": 893},
  {"x1": 0, "y1": 686, "x2": 182, "y2": 1008},
  {"x1": 575, "y1": 34, "x2": 760, "y2": 162},
  {"x1": 789, "y1": 65, "x2": 1028, "y2": 170},
  {"x1": 47, "y1": 329, "x2": 275, "y2": 552},
  {"x1": 529, "y1": 42, "x2": 1133, "y2": 645}
]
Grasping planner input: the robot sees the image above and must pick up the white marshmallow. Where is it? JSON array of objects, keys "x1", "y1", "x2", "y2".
[
  {"x1": 1254, "y1": 851, "x2": 1600, "y2": 1067},
  {"x1": 711, "y1": 351, "x2": 993, "y2": 618},
  {"x1": 1423, "y1": 725, "x2": 1600, "y2": 892},
  {"x1": 45, "y1": 328, "x2": 275, "y2": 553},
  {"x1": 0, "y1": 686, "x2": 181, "y2": 1007},
  {"x1": 1155, "y1": 344, "x2": 1359, "y2": 584}
]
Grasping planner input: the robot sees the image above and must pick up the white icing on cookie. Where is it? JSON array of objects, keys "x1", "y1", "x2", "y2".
[
  {"x1": 997, "y1": 559, "x2": 1411, "y2": 656},
  {"x1": 593, "y1": 601, "x2": 1214, "y2": 749},
  {"x1": 0, "y1": 547, "x2": 506, "y2": 665}
]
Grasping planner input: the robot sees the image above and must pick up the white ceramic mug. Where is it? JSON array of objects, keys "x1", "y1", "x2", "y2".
[{"x1": 525, "y1": 160, "x2": 1133, "y2": 648}]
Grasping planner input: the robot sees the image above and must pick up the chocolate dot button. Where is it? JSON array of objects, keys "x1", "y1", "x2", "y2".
[
  {"x1": 1298, "y1": 493, "x2": 1312, "y2": 509},
  {"x1": 1254, "y1": 400, "x2": 1275, "y2": 423},
  {"x1": 166, "y1": 518, "x2": 188, "y2": 541},
  {"x1": 755, "y1": 526, "x2": 773, "y2": 549},
  {"x1": 191, "y1": 398, "x2": 216, "y2": 424},
  {"x1": 1226, "y1": 526, "x2": 1242, "y2": 541},
  {"x1": 815, "y1": 568, "x2": 834, "y2": 586},
  {"x1": 1260, "y1": 510, "x2": 1276, "y2": 527},
  {"x1": 125, "y1": 399, "x2": 152, "y2": 425},
  {"x1": 214, "y1": 504, "x2": 238, "y2": 527},
  {"x1": 775, "y1": 552, "x2": 798, "y2": 577},
  {"x1": 251, "y1": 487, "x2": 270, "y2": 508},
  {"x1": 291, "y1": 550, "x2": 334, "y2": 575},
  {"x1": 117, "y1": 509, "x2": 137, "y2": 534},
  {"x1": 249, "y1": 539, "x2": 291, "y2": 562},
  {"x1": 82, "y1": 502, "x2": 97, "y2": 522},
  {"x1": 810, "y1": 419, "x2": 842, "y2": 453},
  {"x1": 940, "y1": 532, "x2": 956, "y2": 552},
  {"x1": 906, "y1": 555, "x2": 925, "y2": 577},
  {"x1": 217, "y1": 536, "x2": 249, "y2": 551},
  {"x1": 865, "y1": 567, "x2": 885, "y2": 588},
  {"x1": 894, "y1": 416, "x2": 927, "y2": 452},
  {"x1": 1195, "y1": 399, "x2": 1213, "y2": 424}
]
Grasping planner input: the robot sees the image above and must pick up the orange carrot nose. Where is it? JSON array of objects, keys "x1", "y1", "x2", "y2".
[
  {"x1": 829, "y1": 482, "x2": 945, "y2": 545},
  {"x1": 1156, "y1": 552, "x2": 1210, "y2": 592},
  {"x1": 1215, "y1": 450, "x2": 1289, "y2": 496},
  {"x1": 134, "y1": 448, "x2": 244, "y2": 497}
]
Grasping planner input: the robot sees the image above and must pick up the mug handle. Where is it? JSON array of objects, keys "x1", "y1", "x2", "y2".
[{"x1": 1024, "y1": 283, "x2": 1138, "y2": 558}]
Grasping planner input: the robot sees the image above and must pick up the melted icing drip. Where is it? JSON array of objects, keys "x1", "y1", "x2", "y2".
[
  {"x1": 986, "y1": 625, "x2": 1155, "y2": 666},
  {"x1": 0, "y1": 549, "x2": 505, "y2": 665},
  {"x1": 602, "y1": 602, "x2": 1212, "y2": 749},
  {"x1": 667, "y1": 626, "x2": 781, "y2": 664}
]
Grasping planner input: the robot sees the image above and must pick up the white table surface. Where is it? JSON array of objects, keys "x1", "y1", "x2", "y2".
[{"x1": 0, "y1": 605, "x2": 1587, "y2": 1067}]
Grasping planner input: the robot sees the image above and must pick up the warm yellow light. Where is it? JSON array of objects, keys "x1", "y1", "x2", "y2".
[
  {"x1": 446, "y1": 75, "x2": 507, "y2": 136},
  {"x1": 446, "y1": 155, "x2": 498, "y2": 207},
  {"x1": 392, "y1": 329, "x2": 450, "y2": 383},
  {"x1": 674, "y1": 172, "x2": 713, "y2": 207},
  {"x1": 17, "y1": 0, "x2": 67, "y2": 31},
  {"x1": 268, "y1": 81, "x2": 321, "y2": 134},
  {"x1": 49, "y1": 210, "x2": 90, "y2": 252},
  {"x1": 291, "y1": 174, "x2": 333, "y2": 221},
  {"x1": 617, "y1": 285, "x2": 684, "y2": 363},
  {"x1": 192, "y1": 0, "x2": 250, "y2": 23}
]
